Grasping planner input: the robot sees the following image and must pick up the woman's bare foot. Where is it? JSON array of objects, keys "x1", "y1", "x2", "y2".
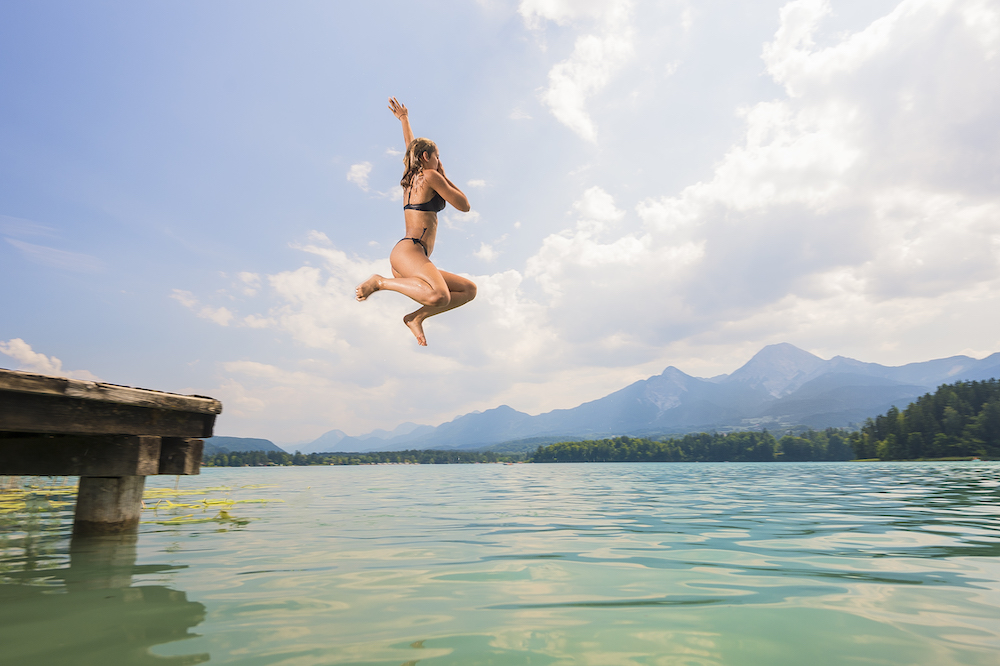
[
  {"x1": 355, "y1": 274, "x2": 383, "y2": 301},
  {"x1": 403, "y1": 312, "x2": 427, "y2": 346}
]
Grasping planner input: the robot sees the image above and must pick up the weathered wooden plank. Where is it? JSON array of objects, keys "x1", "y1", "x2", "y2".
[
  {"x1": 74, "y1": 476, "x2": 146, "y2": 535},
  {"x1": 159, "y1": 437, "x2": 203, "y2": 475},
  {"x1": 0, "y1": 391, "x2": 216, "y2": 437},
  {"x1": 0, "y1": 368, "x2": 222, "y2": 415},
  {"x1": 0, "y1": 435, "x2": 162, "y2": 476}
]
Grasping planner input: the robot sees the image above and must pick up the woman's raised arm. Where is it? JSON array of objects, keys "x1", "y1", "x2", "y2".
[{"x1": 388, "y1": 97, "x2": 414, "y2": 148}]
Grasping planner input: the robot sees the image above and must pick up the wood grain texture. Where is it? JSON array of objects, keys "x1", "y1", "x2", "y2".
[
  {"x1": 0, "y1": 368, "x2": 221, "y2": 414},
  {"x1": 74, "y1": 475, "x2": 147, "y2": 535},
  {"x1": 0, "y1": 391, "x2": 217, "y2": 437},
  {"x1": 0, "y1": 435, "x2": 162, "y2": 476},
  {"x1": 159, "y1": 437, "x2": 203, "y2": 475}
]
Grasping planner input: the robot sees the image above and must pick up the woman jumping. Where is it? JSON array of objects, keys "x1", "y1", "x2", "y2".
[{"x1": 355, "y1": 98, "x2": 477, "y2": 346}]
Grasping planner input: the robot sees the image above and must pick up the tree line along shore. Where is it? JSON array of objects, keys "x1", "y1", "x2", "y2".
[{"x1": 204, "y1": 379, "x2": 999, "y2": 467}]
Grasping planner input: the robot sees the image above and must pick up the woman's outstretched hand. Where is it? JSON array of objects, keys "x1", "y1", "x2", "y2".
[{"x1": 388, "y1": 97, "x2": 408, "y2": 120}]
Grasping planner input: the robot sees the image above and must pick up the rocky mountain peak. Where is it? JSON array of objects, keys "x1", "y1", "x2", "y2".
[{"x1": 723, "y1": 343, "x2": 825, "y2": 397}]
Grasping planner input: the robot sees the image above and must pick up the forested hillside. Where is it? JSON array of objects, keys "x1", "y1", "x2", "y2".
[
  {"x1": 849, "y1": 379, "x2": 1000, "y2": 459},
  {"x1": 203, "y1": 449, "x2": 522, "y2": 466},
  {"x1": 531, "y1": 429, "x2": 854, "y2": 463}
]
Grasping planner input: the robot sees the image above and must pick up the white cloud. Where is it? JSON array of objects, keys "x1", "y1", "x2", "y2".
[
  {"x1": 540, "y1": 31, "x2": 633, "y2": 142},
  {"x1": 380, "y1": 185, "x2": 403, "y2": 202},
  {"x1": 176, "y1": 230, "x2": 568, "y2": 437},
  {"x1": 385, "y1": 147, "x2": 403, "y2": 156},
  {"x1": 521, "y1": 0, "x2": 635, "y2": 142},
  {"x1": 467, "y1": 179, "x2": 487, "y2": 188},
  {"x1": 508, "y1": 108, "x2": 532, "y2": 120},
  {"x1": 960, "y1": 0, "x2": 1000, "y2": 59},
  {"x1": 5, "y1": 238, "x2": 103, "y2": 272},
  {"x1": 572, "y1": 186, "x2": 625, "y2": 232},
  {"x1": 171, "y1": 0, "x2": 1000, "y2": 439},
  {"x1": 511, "y1": 0, "x2": 1000, "y2": 366},
  {"x1": 239, "y1": 271, "x2": 261, "y2": 296},
  {"x1": 0, "y1": 338, "x2": 99, "y2": 380},
  {"x1": 243, "y1": 314, "x2": 275, "y2": 329},
  {"x1": 239, "y1": 272, "x2": 261, "y2": 286},
  {"x1": 346, "y1": 161, "x2": 373, "y2": 191},
  {"x1": 518, "y1": 0, "x2": 627, "y2": 28},
  {"x1": 474, "y1": 242, "x2": 498, "y2": 262},
  {"x1": 171, "y1": 289, "x2": 235, "y2": 326},
  {"x1": 207, "y1": 379, "x2": 267, "y2": 418},
  {"x1": 525, "y1": 187, "x2": 702, "y2": 321},
  {"x1": 441, "y1": 209, "x2": 482, "y2": 230}
]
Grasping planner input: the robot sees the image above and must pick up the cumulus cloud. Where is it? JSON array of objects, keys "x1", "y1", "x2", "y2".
[
  {"x1": 474, "y1": 242, "x2": 498, "y2": 262},
  {"x1": 520, "y1": 0, "x2": 635, "y2": 142},
  {"x1": 381, "y1": 185, "x2": 403, "y2": 202},
  {"x1": 174, "y1": 0, "x2": 1000, "y2": 438},
  {"x1": 171, "y1": 289, "x2": 235, "y2": 326},
  {"x1": 518, "y1": 0, "x2": 628, "y2": 28},
  {"x1": 441, "y1": 209, "x2": 481, "y2": 230},
  {"x1": 243, "y1": 314, "x2": 275, "y2": 329},
  {"x1": 239, "y1": 272, "x2": 261, "y2": 296},
  {"x1": 0, "y1": 338, "x2": 99, "y2": 380},
  {"x1": 506, "y1": 0, "x2": 1000, "y2": 368},
  {"x1": 346, "y1": 161, "x2": 373, "y2": 191},
  {"x1": 176, "y1": 227, "x2": 566, "y2": 437}
]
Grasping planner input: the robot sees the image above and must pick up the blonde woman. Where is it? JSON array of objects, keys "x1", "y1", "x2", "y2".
[{"x1": 355, "y1": 98, "x2": 476, "y2": 346}]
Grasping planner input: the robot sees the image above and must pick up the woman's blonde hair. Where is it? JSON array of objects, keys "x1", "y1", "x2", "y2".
[{"x1": 400, "y1": 137, "x2": 438, "y2": 190}]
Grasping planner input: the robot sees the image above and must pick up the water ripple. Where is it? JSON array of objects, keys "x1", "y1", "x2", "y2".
[{"x1": 2, "y1": 461, "x2": 998, "y2": 665}]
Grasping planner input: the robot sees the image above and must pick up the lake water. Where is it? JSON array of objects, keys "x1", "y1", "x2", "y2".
[{"x1": 1, "y1": 462, "x2": 999, "y2": 665}]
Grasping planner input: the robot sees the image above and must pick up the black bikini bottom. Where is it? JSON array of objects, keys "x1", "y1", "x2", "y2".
[{"x1": 399, "y1": 237, "x2": 428, "y2": 256}]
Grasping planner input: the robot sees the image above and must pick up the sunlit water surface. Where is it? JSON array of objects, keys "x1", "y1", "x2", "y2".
[{"x1": 2, "y1": 462, "x2": 999, "y2": 665}]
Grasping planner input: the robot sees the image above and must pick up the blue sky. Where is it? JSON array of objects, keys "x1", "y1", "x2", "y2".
[{"x1": 2, "y1": 0, "x2": 998, "y2": 445}]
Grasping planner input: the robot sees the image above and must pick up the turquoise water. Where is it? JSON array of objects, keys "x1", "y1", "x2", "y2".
[{"x1": 2, "y1": 462, "x2": 999, "y2": 665}]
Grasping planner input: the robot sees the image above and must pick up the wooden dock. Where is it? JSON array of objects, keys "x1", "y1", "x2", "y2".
[{"x1": 0, "y1": 368, "x2": 222, "y2": 535}]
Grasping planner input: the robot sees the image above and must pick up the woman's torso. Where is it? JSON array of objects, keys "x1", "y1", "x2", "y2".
[{"x1": 401, "y1": 172, "x2": 442, "y2": 255}]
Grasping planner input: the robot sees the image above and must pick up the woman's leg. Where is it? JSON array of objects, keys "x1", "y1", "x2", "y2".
[
  {"x1": 402, "y1": 270, "x2": 477, "y2": 346},
  {"x1": 355, "y1": 242, "x2": 450, "y2": 307}
]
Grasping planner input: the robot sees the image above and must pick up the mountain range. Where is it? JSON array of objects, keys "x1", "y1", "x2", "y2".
[{"x1": 294, "y1": 343, "x2": 1000, "y2": 454}]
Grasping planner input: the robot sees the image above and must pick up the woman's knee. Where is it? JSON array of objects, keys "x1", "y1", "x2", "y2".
[
  {"x1": 429, "y1": 290, "x2": 451, "y2": 308},
  {"x1": 466, "y1": 281, "x2": 477, "y2": 301}
]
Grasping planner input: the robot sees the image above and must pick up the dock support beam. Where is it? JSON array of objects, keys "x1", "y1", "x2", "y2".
[
  {"x1": 73, "y1": 476, "x2": 147, "y2": 535},
  {"x1": 2, "y1": 368, "x2": 221, "y2": 537}
]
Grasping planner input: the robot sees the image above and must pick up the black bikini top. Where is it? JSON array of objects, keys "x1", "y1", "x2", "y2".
[{"x1": 403, "y1": 190, "x2": 446, "y2": 213}]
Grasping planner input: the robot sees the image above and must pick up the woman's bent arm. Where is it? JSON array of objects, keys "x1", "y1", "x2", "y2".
[
  {"x1": 389, "y1": 97, "x2": 414, "y2": 148},
  {"x1": 423, "y1": 170, "x2": 470, "y2": 212}
]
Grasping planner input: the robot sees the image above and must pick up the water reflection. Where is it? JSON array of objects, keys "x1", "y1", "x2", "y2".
[
  {"x1": 0, "y1": 534, "x2": 208, "y2": 666},
  {"x1": 3, "y1": 464, "x2": 999, "y2": 665}
]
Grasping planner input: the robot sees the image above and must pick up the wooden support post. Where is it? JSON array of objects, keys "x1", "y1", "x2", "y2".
[{"x1": 73, "y1": 476, "x2": 147, "y2": 536}]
